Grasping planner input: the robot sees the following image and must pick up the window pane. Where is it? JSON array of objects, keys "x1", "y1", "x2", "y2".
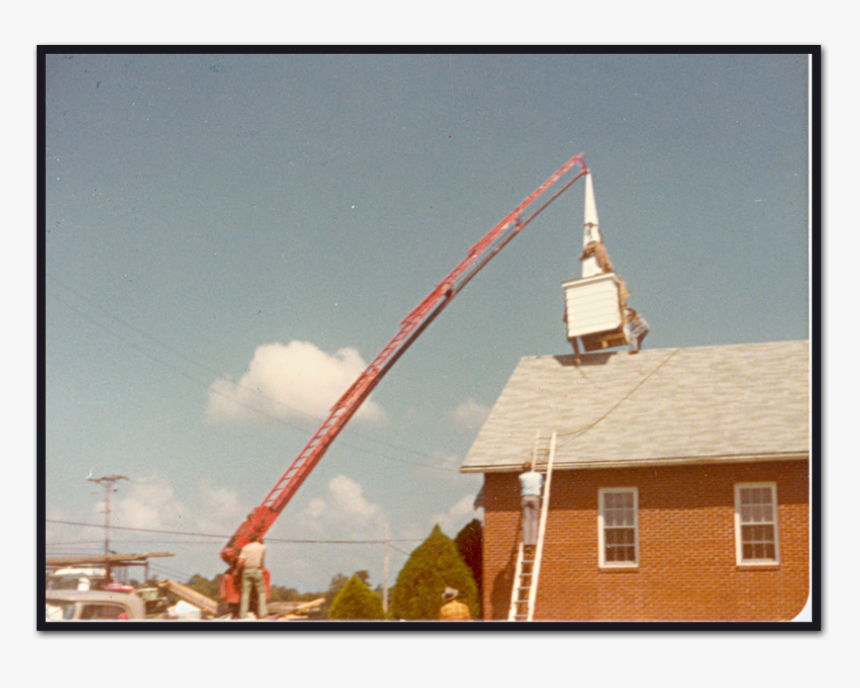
[
  {"x1": 740, "y1": 519, "x2": 776, "y2": 561},
  {"x1": 602, "y1": 491, "x2": 637, "y2": 565},
  {"x1": 80, "y1": 604, "x2": 124, "y2": 620}
]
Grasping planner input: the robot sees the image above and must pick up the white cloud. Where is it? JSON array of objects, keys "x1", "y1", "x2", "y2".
[
  {"x1": 195, "y1": 484, "x2": 244, "y2": 535},
  {"x1": 430, "y1": 494, "x2": 481, "y2": 538},
  {"x1": 46, "y1": 505, "x2": 77, "y2": 545},
  {"x1": 205, "y1": 340, "x2": 385, "y2": 424},
  {"x1": 451, "y1": 398, "x2": 490, "y2": 429},
  {"x1": 89, "y1": 477, "x2": 246, "y2": 540},
  {"x1": 109, "y1": 475, "x2": 188, "y2": 531},
  {"x1": 296, "y1": 474, "x2": 387, "y2": 539}
]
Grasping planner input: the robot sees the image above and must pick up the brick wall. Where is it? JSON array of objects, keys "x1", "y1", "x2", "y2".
[{"x1": 482, "y1": 460, "x2": 809, "y2": 621}]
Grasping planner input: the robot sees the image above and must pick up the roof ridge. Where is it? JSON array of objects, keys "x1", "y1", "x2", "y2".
[{"x1": 520, "y1": 338, "x2": 809, "y2": 362}]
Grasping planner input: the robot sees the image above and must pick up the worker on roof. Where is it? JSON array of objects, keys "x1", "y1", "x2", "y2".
[
  {"x1": 238, "y1": 533, "x2": 267, "y2": 620},
  {"x1": 519, "y1": 461, "x2": 543, "y2": 554},
  {"x1": 439, "y1": 587, "x2": 471, "y2": 620},
  {"x1": 626, "y1": 308, "x2": 650, "y2": 354}
]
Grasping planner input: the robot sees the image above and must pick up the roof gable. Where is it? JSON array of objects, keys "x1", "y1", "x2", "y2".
[{"x1": 462, "y1": 340, "x2": 810, "y2": 472}]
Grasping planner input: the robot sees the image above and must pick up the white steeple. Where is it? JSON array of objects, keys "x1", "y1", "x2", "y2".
[{"x1": 581, "y1": 172, "x2": 603, "y2": 278}]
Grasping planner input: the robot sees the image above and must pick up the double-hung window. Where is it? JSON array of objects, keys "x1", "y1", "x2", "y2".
[
  {"x1": 598, "y1": 487, "x2": 638, "y2": 567},
  {"x1": 734, "y1": 483, "x2": 780, "y2": 565}
]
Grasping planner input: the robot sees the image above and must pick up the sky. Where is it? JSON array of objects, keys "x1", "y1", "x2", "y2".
[
  {"x1": 10, "y1": 0, "x2": 859, "y2": 678},
  {"x1": 42, "y1": 51, "x2": 812, "y2": 594}
]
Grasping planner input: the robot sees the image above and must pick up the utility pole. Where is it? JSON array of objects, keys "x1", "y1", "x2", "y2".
[
  {"x1": 383, "y1": 523, "x2": 390, "y2": 614},
  {"x1": 88, "y1": 475, "x2": 128, "y2": 557}
]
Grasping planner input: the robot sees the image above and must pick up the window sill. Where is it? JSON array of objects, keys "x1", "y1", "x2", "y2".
[{"x1": 736, "y1": 562, "x2": 781, "y2": 571}]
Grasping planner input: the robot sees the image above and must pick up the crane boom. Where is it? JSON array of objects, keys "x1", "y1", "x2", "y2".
[{"x1": 219, "y1": 153, "x2": 588, "y2": 607}]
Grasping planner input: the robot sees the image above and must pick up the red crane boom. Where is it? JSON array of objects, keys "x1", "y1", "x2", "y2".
[{"x1": 219, "y1": 153, "x2": 589, "y2": 609}]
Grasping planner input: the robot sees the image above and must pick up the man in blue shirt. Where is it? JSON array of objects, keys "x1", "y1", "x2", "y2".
[
  {"x1": 626, "y1": 307, "x2": 650, "y2": 354},
  {"x1": 519, "y1": 461, "x2": 544, "y2": 552}
]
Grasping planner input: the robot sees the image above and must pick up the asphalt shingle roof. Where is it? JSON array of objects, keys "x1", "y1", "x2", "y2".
[{"x1": 461, "y1": 340, "x2": 810, "y2": 472}]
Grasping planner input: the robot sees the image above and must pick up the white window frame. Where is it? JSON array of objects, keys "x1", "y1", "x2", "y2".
[
  {"x1": 734, "y1": 482, "x2": 780, "y2": 566},
  {"x1": 598, "y1": 487, "x2": 639, "y2": 568}
]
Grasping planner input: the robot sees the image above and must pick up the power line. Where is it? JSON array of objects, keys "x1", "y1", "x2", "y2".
[
  {"x1": 46, "y1": 519, "x2": 422, "y2": 544},
  {"x1": 388, "y1": 544, "x2": 415, "y2": 557},
  {"x1": 47, "y1": 275, "x2": 461, "y2": 473}
]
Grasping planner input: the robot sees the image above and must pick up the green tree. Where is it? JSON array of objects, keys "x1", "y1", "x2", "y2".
[
  {"x1": 390, "y1": 524, "x2": 479, "y2": 620},
  {"x1": 328, "y1": 574, "x2": 385, "y2": 620},
  {"x1": 321, "y1": 572, "x2": 349, "y2": 617},
  {"x1": 269, "y1": 585, "x2": 301, "y2": 602},
  {"x1": 185, "y1": 574, "x2": 220, "y2": 601},
  {"x1": 454, "y1": 518, "x2": 483, "y2": 615}
]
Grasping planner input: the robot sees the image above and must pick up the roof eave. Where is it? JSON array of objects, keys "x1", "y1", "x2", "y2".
[{"x1": 459, "y1": 451, "x2": 810, "y2": 474}]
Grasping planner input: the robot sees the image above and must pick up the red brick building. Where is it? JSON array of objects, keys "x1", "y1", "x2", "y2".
[{"x1": 462, "y1": 340, "x2": 810, "y2": 621}]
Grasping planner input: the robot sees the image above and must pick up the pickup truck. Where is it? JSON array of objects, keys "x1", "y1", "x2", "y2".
[{"x1": 45, "y1": 589, "x2": 146, "y2": 620}]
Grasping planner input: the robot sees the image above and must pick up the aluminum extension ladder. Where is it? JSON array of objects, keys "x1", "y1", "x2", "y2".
[{"x1": 508, "y1": 431, "x2": 557, "y2": 621}]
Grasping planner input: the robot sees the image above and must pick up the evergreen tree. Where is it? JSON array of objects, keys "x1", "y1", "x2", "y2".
[
  {"x1": 454, "y1": 518, "x2": 483, "y2": 613},
  {"x1": 390, "y1": 524, "x2": 479, "y2": 620},
  {"x1": 328, "y1": 574, "x2": 385, "y2": 620},
  {"x1": 319, "y1": 572, "x2": 349, "y2": 618}
]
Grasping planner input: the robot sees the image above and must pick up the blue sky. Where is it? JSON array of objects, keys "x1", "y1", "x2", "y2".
[{"x1": 43, "y1": 52, "x2": 810, "y2": 594}]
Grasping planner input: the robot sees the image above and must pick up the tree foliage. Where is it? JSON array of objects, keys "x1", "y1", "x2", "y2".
[
  {"x1": 454, "y1": 518, "x2": 483, "y2": 613},
  {"x1": 320, "y1": 572, "x2": 349, "y2": 617},
  {"x1": 270, "y1": 585, "x2": 307, "y2": 602},
  {"x1": 328, "y1": 574, "x2": 385, "y2": 620},
  {"x1": 390, "y1": 524, "x2": 479, "y2": 620},
  {"x1": 185, "y1": 574, "x2": 220, "y2": 601}
]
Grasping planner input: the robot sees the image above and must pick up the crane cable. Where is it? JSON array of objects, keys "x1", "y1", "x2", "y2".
[{"x1": 528, "y1": 347, "x2": 681, "y2": 461}]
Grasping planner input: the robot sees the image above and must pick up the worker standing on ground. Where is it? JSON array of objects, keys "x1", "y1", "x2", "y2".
[
  {"x1": 238, "y1": 533, "x2": 267, "y2": 619},
  {"x1": 519, "y1": 461, "x2": 544, "y2": 554},
  {"x1": 626, "y1": 308, "x2": 650, "y2": 354},
  {"x1": 439, "y1": 587, "x2": 471, "y2": 620}
]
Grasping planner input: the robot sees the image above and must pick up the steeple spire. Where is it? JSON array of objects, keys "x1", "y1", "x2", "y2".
[{"x1": 580, "y1": 173, "x2": 612, "y2": 278}]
